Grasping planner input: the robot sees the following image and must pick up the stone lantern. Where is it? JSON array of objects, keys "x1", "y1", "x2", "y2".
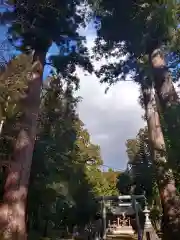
[
  {"x1": 143, "y1": 205, "x2": 159, "y2": 240},
  {"x1": 144, "y1": 205, "x2": 152, "y2": 229}
]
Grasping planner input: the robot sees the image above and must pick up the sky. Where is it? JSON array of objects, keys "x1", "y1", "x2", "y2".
[
  {"x1": 0, "y1": 22, "x2": 145, "y2": 171},
  {"x1": 76, "y1": 24, "x2": 145, "y2": 171}
]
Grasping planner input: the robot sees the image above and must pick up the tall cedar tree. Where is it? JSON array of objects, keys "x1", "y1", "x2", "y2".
[
  {"x1": 0, "y1": 1, "x2": 93, "y2": 239},
  {"x1": 91, "y1": 0, "x2": 180, "y2": 238}
]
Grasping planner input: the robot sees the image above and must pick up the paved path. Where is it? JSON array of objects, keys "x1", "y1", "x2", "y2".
[{"x1": 107, "y1": 234, "x2": 137, "y2": 240}]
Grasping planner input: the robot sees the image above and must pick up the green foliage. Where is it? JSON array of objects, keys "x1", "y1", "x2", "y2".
[
  {"x1": 8, "y1": 0, "x2": 86, "y2": 50},
  {"x1": 28, "y1": 76, "x2": 90, "y2": 234},
  {"x1": 0, "y1": 53, "x2": 33, "y2": 121},
  {"x1": 101, "y1": 170, "x2": 119, "y2": 195},
  {"x1": 91, "y1": 0, "x2": 180, "y2": 86},
  {"x1": 117, "y1": 128, "x2": 156, "y2": 202},
  {"x1": 117, "y1": 127, "x2": 162, "y2": 232},
  {"x1": 94, "y1": 0, "x2": 178, "y2": 54},
  {"x1": 116, "y1": 171, "x2": 132, "y2": 195},
  {"x1": 4, "y1": 0, "x2": 94, "y2": 81},
  {"x1": 2, "y1": 0, "x2": 94, "y2": 90},
  {"x1": 24, "y1": 74, "x2": 116, "y2": 238},
  {"x1": 0, "y1": 54, "x2": 34, "y2": 173}
]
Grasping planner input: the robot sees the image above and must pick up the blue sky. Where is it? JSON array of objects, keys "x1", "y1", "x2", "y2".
[
  {"x1": 0, "y1": 24, "x2": 85, "y2": 79},
  {"x1": 0, "y1": 26, "x2": 7, "y2": 41},
  {"x1": 0, "y1": 23, "x2": 145, "y2": 171},
  {"x1": 0, "y1": 25, "x2": 59, "y2": 79}
]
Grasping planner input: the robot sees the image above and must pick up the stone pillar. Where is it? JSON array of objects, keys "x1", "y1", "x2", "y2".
[{"x1": 117, "y1": 217, "x2": 120, "y2": 226}]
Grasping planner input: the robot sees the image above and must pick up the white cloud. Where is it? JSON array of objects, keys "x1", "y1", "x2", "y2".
[
  {"x1": 76, "y1": 28, "x2": 145, "y2": 170},
  {"x1": 76, "y1": 44, "x2": 145, "y2": 170}
]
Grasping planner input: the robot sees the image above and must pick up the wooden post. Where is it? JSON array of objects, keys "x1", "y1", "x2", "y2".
[
  {"x1": 132, "y1": 196, "x2": 142, "y2": 240},
  {"x1": 102, "y1": 197, "x2": 106, "y2": 240}
]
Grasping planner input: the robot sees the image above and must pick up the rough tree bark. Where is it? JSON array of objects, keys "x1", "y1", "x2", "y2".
[
  {"x1": 150, "y1": 49, "x2": 179, "y2": 109},
  {"x1": 150, "y1": 49, "x2": 180, "y2": 168},
  {"x1": 142, "y1": 83, "x2": 180, "y2": 240},
  {"x1": 0, "y1": 51, "x2": 45, "y2": 240}
]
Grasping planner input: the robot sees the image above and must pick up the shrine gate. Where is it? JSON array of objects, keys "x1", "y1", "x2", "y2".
[{"x1": 96, "y1": 195, "x2": 157, "y2": 240}]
